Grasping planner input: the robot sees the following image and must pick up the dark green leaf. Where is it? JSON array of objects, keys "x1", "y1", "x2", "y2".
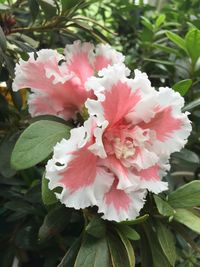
[
  {"x1": 156, "y1": 222, "x2": 176, "y2": 266},
  {"x1": 108, "y1": 233, "x2": 130, "y2": 267},
  {"x1": 85, "y1": 217, "x2": 106, "y2": 238},
  {"x1": 0, "y1": 26, "x2": 7, "y2": 51},
  {"x1": 42, "y1": 174, "x2": 57, "y2": 206},
  {"x1": 120, "y1": 214, "x2": 149, "y2": 225},
  {"x1": 168, "y1": 181, "x2": 200, "y2": 208},
  {"x1": 115, "y1": 227, "x2": 135, "y2": 267},
  {"x1": 38, "y1": 0, "x2": 57, "y2": 19},
  {"x1": 61, "y1": 0, "x2": 83, "y2": 12},
  {"x1": 11, "y1": 120, "x2": 71, "y2": 170},
  {"x1": 116, "y1": 224, "x2": 140, "y2": 241},
  {"x1": 74, "y1": 234, "x2": 111, "y2": 267},
  {"x1": 28, "y1": 0, "x2": 39, "y2": 21},
  {"x1": 172, "y1": 148, "x2": 199, "y2": 164},
  {"x1": 39, "y1": 205, "x2": 71, "y2": 241},
  {"x1": 58, "y1": 237, "x2": 82, "y2": 267},
  {"x1": 172, "y1": 79, "x2": 192, "y2": 96},
  {"x1": 182, "y1": 97, "x2": 200, "y2": 111}
]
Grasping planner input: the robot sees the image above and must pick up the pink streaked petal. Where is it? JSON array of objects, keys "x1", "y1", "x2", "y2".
[
  {"x1": 13, "y1": 49, "x2": 65, "y2": 92},
  {"x1": 98, "y1": 179, "x2": 147, "y2": 222},
  {"x1": 65, "y1": 40, "x2": 94, "y2": 84},
  {"x1": 94, "y1": 44, "x2": 124, "y2": 71},
  {"x1": 102, "y1": 82, "x2": 141, "y2": 127},
  {"x1": 140, "y1": 106, "x2": 182, "y2": 142},
  {"x1": 98, "y1": 156, "x2": 134, "y2": 190},
  {"x1": 132, "y1": 164, "x2": 168, "y2": 193}
]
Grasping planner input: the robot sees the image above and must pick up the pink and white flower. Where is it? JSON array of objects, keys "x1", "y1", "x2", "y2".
[
  {"x1": 46, "y1": 64, "x2": 191, "y2": 222},
  {"x1": 12, "y1": 41, "x2": 124, "y2": 120}
]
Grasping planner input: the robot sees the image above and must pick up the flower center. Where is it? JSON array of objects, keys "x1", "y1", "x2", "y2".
[{"x1": 113, "y1": 137, "x2": 136, "y2": 160}]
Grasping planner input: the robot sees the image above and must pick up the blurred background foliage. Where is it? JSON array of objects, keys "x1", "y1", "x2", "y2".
[{"x1": 1, "y1": 0, "x2": 200, "y2": 266}]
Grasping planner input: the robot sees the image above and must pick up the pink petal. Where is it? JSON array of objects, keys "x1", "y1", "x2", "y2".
[
  {"x1": 13, "y1": 49, "x2": 93, "y2": 120},
  {"x1": 65, "y1": 40, "x2": 94, "y2": 84},
  {"x1": 94, "y1": 44, "x2": 124, "y2": 71},
  {"x1": 98, "y1": 178, "x2": 147, "y2": 222}
]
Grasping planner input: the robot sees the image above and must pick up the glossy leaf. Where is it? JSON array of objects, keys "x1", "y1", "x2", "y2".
[
  {"x1": 85, "y1": 217, "x2": 106, "y2": 238},
  {"x1": 11, "y1": 120, "x2": 71, "y2": 170},
  {"x1": 182, "y1": 97, "x2": 200, "y2": 111},
  {"x1": 172, "y1": 79, "x2": 192, "y2": 96},
  {"x1": 116, "y1": 224, "x2": 140, "y2": 241}
]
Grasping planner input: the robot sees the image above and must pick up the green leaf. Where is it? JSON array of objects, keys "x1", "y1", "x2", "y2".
[
  {"x1": 116, "y1": 224, "x2": 140, "y2": 241},
  {"x1": 85, "y1": 217, "x2": 106, "y2": 238},
  {"x1": 141, "y1": 16, "x2": 154, "y2": 31},
  {"x1": 154, "y1": 195, "x2": 175, "y2": 217},
  {"x1": 61, "y1": 0, "x2": 82, "y2": 12},
  {"x1": 0, "y1": 26, "x2": 7, "y2": 51},
  {"x1": 166, "y1": 31, "x2": 187, "y2": 52},
  {"x1": 115, "y1": 227, "x2": 135, "y2": 267},
  {"x1": 168, "y1": 181, "x2": 200, "y2": 208},
  {"x1": 172, "y1": 148, "x2": 199, "y2": 164},
  {"x1": 143, "y1": 222, "x2": 172, "y2": 267},
  {"x1": 108, "y1": 233, "x2": 131, "y2": 267},
  {"x1": 58, "y1": 237, "x2": 81, "y2": 267},
  {"x1": 11, "y1": 120, "x2": 71, "y2": 170},
  {"x1": 38, "y1": 0, "x2": 57, "y2": 19},
  {"x1": 185, "y1": 29, "x2": 200, "y2": 65},
  {"x1": 28, "y1": 0, "x2": 39, "y2": 21},
  {"x1": 119, "y1": 214, "x2": 149, "y2": 225},
  {"x1": 39, "y1": 205, "x2": 71, "y2": 241},
  {"x1": 156, "y1": 222, "x2": 176, "y2": 266},
  {"x1": 42, "y1": 174, "x2": 57, "y2": 206},
  {"x1": 156, "y1": 14, "x2": 166, "y2": 28},
  {"x1": 74, "y1": 234, "x2": 111, "y2": 267},
  {"x1": 182, "y1": 97, "x2": 200, "y2": 111},
  {"x1": 174, "y1": 208, "x2": 200, "y2": 234},
  {"x1": 172, "y1": 79, "x2": 192, "y2": 96}
]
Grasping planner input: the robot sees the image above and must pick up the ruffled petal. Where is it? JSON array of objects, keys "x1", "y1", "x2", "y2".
[
  {"x1": 98, "y1": 179, "x2": 147, "y2": 222},
  {"x1": 13, "y1": 49, "x2": 93, "y2": 120},
  {"x1": 133, "y1": 164, "x2": 169, "y2": 194},
  {"x1": 65, "y1": 40, "x2": 94, "y2": 84},
  {"x1": 94, "y1": 44, "x2": 124, "y2": 71},
  {"x1": 139, "y1": 87, "x2": 192, "y2": 155}
]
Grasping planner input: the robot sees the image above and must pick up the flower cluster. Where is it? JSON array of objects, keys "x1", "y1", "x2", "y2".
[{"x1": 13, "y1": 41, "x2": 191, "y2": 222}]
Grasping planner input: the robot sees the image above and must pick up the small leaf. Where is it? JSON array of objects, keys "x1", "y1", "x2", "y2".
[
  {"x1": 58, "y1": 237, "x2": 81, "y2": 267},
  {"x1": 108, "y1": 233, "x2": 130, "y2": 267},
  {"x1": 38, "y1": 0, "x2": 57, "y2": 19},
  {"x1": 182, "y1": 97, "x2": 200, "y2": 111},
  {"x1": 172, "y1": 79, "x2": 192, "y2": 96},
  {"x1": 154, "y1": 195, "x2": 175, "y2": 217},
  {"x1": 61, "y1": 0, "x2": 82, "y2": 12},
  {"x1": 172, "y1": 148, "x2": 199, "y2": 164},
  {"x1": 39, "y1": 205, "x2": 71, "y2": 241},
  {"x1": 166, "y1": 31, "x2": 187, "y2": 52},
  {"x1": 0, "y1": 26, "x2": 7, "y2": 51},
  {"x1": 156, "y1": 222, "x2": 176, "y2": 266},
  {"x1": 156, "y1": 14, "x2": 166, "y2": 28},
  {"x1": 116, "y1": 224, "x2": 140, "y2": 241},
  {"x1": 120, "y1": 214, "x2": 149, "y2": 225},
  {"x1": 168, "y1": 181, "x2": 200, "y2": 208},
  {"x1": 11, "y1": 120, "x2": 71, "y2": 170},
  {"x1": 74, "y1": 234, "x2": 111, "y2": 267},
  {"x1": 185, "y1": 28, "x2": 200, "y2": 65},
  {"x1": 28, "y1": 0, "x2": 39, "y2": 21},
  {"x1": 85, "y1": 217, "x2": 106, "y2": 238},
  {"x1": 42, "y1": 174, "x2": 57, "y2": 206},
  {"x1": 115, "y1": 227, "x2": 135, "y2": 267},
  {"x1": 174, "y1": 208, "x2": 200, "y2": 234}
]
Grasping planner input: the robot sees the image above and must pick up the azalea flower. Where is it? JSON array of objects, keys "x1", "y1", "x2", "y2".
[
  {"x1": 12, "y1": 41, "x2": 124, "y2": 120},
  {"x1": 46, "y1": 64, "x2": 191, "y2": 222}
]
